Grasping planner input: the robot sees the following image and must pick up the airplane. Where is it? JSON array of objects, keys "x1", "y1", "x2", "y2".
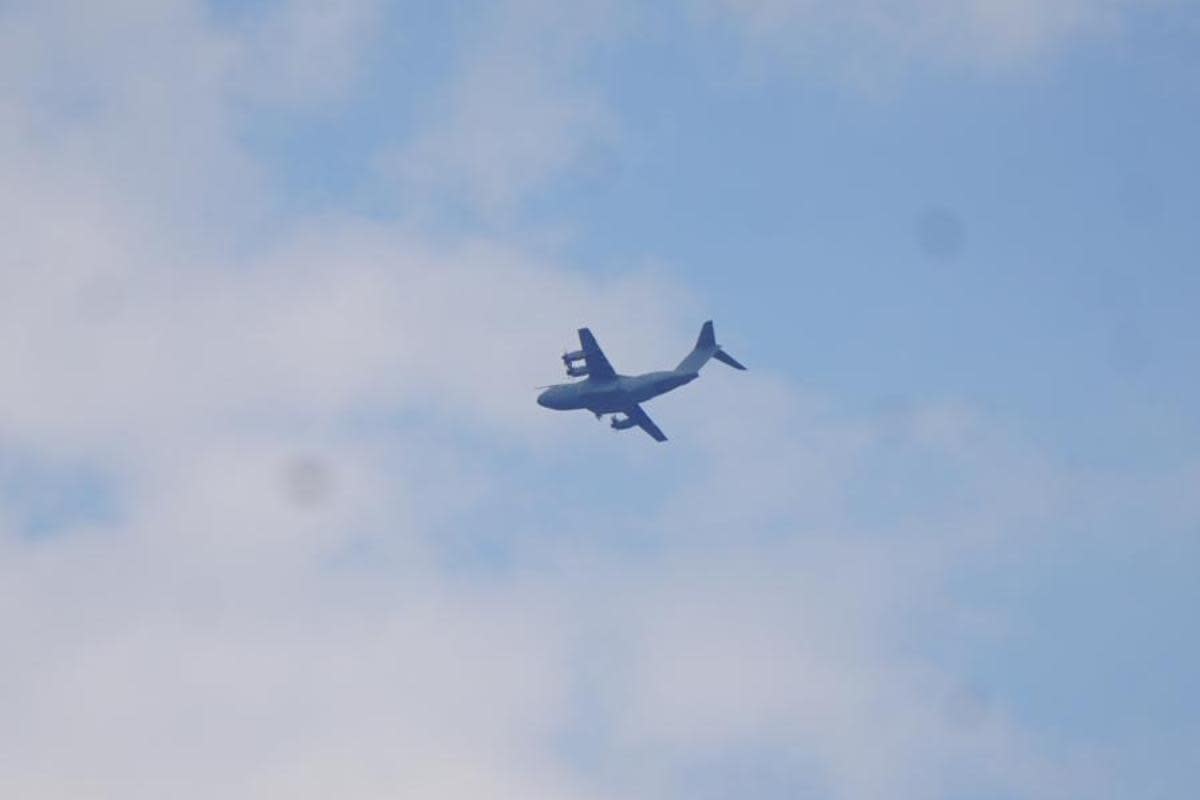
[{"x1": 536, "y1": 320, "x2": 746, "y2": 442}]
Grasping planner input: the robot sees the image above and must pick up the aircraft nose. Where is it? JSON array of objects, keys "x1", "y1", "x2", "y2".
[{"x1": 536, "y1": 388, "x2": 553, "y2": 408}]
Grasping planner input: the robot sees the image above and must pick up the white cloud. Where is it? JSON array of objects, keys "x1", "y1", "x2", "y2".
[
  {"x1": 0, "y1": 2, "x2": 1192, "y2": 799},
  {"x1": 0, "y1": 0, "x2": 261, "y2": 227},
  {"x1": 383, "y1": 0, "x2": 622, "y2": 216},
  {"x1": 225, "y1": 0, "x2": 385, "y2": 108},
  {"x1": 593, "y1": 551, "x2": 1087, "y2": 799},
  {"x1": 700, "y1": 0, "x2": 1143, "y2": 82},
  {"x1": 0, "y1": 0, "x2": 383, "y2": 235}
]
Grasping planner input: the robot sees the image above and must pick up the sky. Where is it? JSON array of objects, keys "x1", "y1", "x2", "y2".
[{"x1": 1, "y1": 1, "x2": 1198, "y2": 798}]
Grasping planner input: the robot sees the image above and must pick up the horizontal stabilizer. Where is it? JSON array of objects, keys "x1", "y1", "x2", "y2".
[{"x1": 713, "y1": 348, "x2": 746, "y2": 370}]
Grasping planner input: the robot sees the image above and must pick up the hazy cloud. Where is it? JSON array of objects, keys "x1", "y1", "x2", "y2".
[
  {"x1": 224, "y1": 0, "x2": 385, "y2": 108},
  {"x1": 0, "y1": 2, "x2": 1193, "y2": 799},
  {"x1": 383, "y1": 0, "x2": 622, "y2": 216},
  {"x1": 700, "y1": 0, "x2": 1146, "y2": 82}
]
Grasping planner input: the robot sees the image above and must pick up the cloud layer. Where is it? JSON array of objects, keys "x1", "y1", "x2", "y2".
[
  {"x1": 702, "y1": 0, "x2": 1144, "y2": 81},
  {"x1": 1, "y1": 2, "x2": 1194, "y2": 799}
]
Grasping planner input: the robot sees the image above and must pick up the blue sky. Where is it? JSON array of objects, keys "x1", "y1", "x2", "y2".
[
  {"x1": 240, "y1": 0, "x2": 1200, "y2": 458},
  {"x1": 1, "y1": 1, "x2": 1198, "y2": 798}
]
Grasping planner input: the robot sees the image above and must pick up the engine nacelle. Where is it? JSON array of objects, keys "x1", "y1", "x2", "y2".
[
  {"x1": 566, "y1": 364, "x2": 589, "y2": 377},
  {"x1": 611, "y1": 414, "x2": 637, "y2": 430},
  {"x1": 562, "y1": 350, "x2": 586, "y2": 364}
]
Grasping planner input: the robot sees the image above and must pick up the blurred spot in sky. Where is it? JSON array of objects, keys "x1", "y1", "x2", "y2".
[
  {"x1": 572, "y1": 140, "x2": 624, "y2": 195},
  {"x1": 945, "y1": 683, "x2": 992, "y2": 732},
  {"x1": 77, "y1": 276, "x2": 130, "y2": 323},
  {"x1": 1108, "y1": 317, "x2": 1153, "y2": 377},
  {"x1": 1117, "y1": 174, "x2": 1164, "y2": 226},
  {"x1": 1102, "y1": 278, "x2": 1154, "y2": 378},
  {"x1": 915, "y1": 206, "x2": 966, "y2": 261},
  {"x1": 282, "y1": 456, "x2": 334, "y2": 509}
]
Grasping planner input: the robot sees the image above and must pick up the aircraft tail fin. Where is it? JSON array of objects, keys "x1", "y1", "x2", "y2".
[{"x1": 676, "y1": 320, "x2": 747, "y2": 374}]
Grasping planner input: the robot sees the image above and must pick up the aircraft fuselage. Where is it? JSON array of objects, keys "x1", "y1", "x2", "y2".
[{"x1": 537, "y1": 370, "x2": 698, "y2": 414}]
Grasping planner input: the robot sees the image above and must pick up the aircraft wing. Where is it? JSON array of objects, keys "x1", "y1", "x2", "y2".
[
  {"x1": 624, "y1": 404, "x2": 667, "y2": 442},
  {"x1": 577, "y1": 328, "x2": 617, "y2": 380}
]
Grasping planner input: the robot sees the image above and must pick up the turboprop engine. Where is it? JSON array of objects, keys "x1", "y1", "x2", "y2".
[{"x1": 562, "y1": 349, "x2": 589, "y2": 377}]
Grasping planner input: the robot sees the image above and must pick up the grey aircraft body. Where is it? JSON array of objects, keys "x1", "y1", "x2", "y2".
[{"x1": 537, "y1": 321, "x2": 746, "y2": 442}]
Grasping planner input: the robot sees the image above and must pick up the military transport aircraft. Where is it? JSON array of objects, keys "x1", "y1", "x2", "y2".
[{"x1": 536, "y1": 321, "x2": 746, "y2": 442}]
